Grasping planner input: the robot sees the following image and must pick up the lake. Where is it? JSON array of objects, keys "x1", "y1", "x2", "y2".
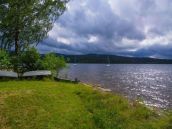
[{"x1": 58, "y1": 64, "x2": 172, "y2": 109}]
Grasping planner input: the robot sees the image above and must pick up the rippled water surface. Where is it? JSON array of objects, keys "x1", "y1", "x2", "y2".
[{"x1": 58, "y1": 64, "x2": 172, "y2": 109}]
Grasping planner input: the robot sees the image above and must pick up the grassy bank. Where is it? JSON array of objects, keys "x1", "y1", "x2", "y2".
[{"x1": 0, "y1": 81, "x2": 171, "y2": 129}]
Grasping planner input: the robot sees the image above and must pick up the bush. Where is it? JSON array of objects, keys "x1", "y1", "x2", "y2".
[
  {"x1": 19, "y1": 47, "x2": 42, "y2": 72},
  {"x1": 1, "y1": 48, "x2": 66, "y2": 75},
  {"x1": 41, "y1": 53, "x2": 66, "y2": 75},
  {"x1": 10, "y1": 48, "x2": 40, "y2": 73},
  {"x1": 0, "y1": 50, "x2": 12, "y2": 70}
]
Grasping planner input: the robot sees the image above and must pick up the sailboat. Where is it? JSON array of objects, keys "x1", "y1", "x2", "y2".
[
  {"x1": 106, "y1": 56, "x2": 110, "y2": 66},
  {"x1": 73, "y1": 56, "x2": 77, "y2": 66}
]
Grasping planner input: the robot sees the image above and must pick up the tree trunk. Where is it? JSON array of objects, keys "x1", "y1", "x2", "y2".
[
  {"x1": 14, "y1": 29, "x2": 20, "y2": 74},
  {"x1": 15, "y1": 30, "x2": 19, "y2": 55}
]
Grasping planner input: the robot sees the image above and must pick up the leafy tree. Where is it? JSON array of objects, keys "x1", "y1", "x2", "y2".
[
  {"x1": 0, "y1": 49, "x2": 11, "y2": 70},
  {"x1": 41, "y1": 53, "x2": 66, "y2": 75},
  {"x1": 19, "y1": 47, "x2": 41, "y2": 72},
  {"x1": 0, "y1": 0, "x2": 69, "y2": 55}
]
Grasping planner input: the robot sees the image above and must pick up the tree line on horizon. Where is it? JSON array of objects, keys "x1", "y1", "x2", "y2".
[{"x1": 59, "y1": 54, "x2": 172, "y2": 64}]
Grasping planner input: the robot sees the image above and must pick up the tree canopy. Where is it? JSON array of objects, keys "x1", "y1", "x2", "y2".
[{"x1": 0, "y1": 0, "x2": 69, "y2": 54}]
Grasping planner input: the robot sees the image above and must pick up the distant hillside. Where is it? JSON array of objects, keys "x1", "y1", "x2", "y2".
[{"x1": 54, "y1": 54, "x2": 172, "y2": 64}]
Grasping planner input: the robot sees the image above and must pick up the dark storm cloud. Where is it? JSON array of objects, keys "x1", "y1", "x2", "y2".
[
  {"x1": 58, "y1": 0, "x2": 145, "y2": 40},
  {"x1": 38, "y1": 0, "x2": 172, "y2": 59}
]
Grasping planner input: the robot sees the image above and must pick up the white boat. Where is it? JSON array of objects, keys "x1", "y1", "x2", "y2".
[
  {"x1": 106, "y1": 56, "x2": 111, "y2": 66},
  {"x1": 73, "y1": 56, "x2": 77, "y2": 66},
  {"x1": 106, "y1": 64, "x2": 110, "y2": 67}
]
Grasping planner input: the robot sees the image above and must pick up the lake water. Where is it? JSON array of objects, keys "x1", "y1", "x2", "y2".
[{"x1": 58, "y1": 64, "x2": 172, "y2": 109}]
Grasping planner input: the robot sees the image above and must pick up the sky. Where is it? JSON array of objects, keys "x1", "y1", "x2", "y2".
[{"x1": 38, "y1": 0, "x2": 172, "y2": 59}]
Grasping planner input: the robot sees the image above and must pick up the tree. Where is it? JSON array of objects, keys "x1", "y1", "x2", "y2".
[
  {"x1": 41, "y1": 53, "x2": 66, "y2": 75},
  {"x1": 0, "y1": 0, "x2": 69, "y2": 55}
]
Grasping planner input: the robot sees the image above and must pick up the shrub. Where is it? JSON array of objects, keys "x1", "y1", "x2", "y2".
[
  {"x1": 19, "y1": 47, "x2": 42, "y2": 72},
  {"x1": 0, "y1": 50, "x2": 12, "y2": 70},
  {"x1": 1, "y1": 47, "x2": 66, "y2": 75},
  {"x1": 10, "y1": 47, "x2": 43, "y2": 73},
  {"x1": 41, "y1": 53, "x2": 66, "y2": 75}
]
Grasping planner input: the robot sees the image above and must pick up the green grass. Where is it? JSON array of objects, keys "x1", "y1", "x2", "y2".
[{"x1": 0, "y1": 81, "x2": 171, "y2": 129}]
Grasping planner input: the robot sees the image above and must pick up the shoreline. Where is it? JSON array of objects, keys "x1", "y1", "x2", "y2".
[
  {"x1": 82, "y1": 82, "x2": 112, "y2": 92},
  {"x1": 81, "y1": 82, "x2": 171, "y2": 111}
]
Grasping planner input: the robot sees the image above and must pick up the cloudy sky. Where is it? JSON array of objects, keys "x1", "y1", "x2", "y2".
[{"x1": 38, "y1": 0, "x2": 172, "y2": 59}]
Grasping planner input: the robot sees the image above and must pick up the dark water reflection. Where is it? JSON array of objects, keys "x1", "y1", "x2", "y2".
[{"x1": 58, "y1": 64, "x2": 172, "y2": 109}]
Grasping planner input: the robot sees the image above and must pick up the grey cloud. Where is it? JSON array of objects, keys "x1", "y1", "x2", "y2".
[
  {"x1": 38, "y1": 0, "x2": 172, "y2": 59},
  {"x1": 58, "y1": 0, "x2": 145, "y2": 40}
]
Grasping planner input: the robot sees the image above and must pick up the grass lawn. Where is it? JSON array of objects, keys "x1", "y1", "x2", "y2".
[{"x1": 0, "y1": 81, "x2": 171, "y2": 129}]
